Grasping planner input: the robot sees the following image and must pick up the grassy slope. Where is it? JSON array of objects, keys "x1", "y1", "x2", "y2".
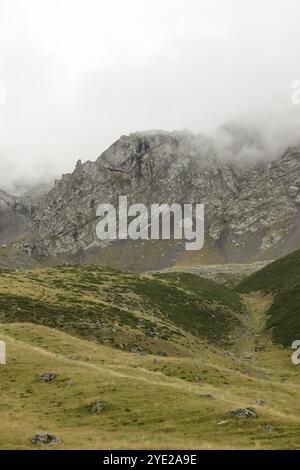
[
  {"x1": 1, "y1": 322, "x2": 300, "y2": 450},
  {"x1": 1, "y1": 263, "x2": 300, "y2": 449},
  {"x1": 237, "y1": 249, "x2": 300, "y2": 347},
  {"x1": 0, "y1": 266, "x2": 244, "y2": 355}
]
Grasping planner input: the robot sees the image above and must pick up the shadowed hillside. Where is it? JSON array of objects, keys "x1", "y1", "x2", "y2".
[{"x1": 237, "y1": 249, "x2": 300, "y2": 346}]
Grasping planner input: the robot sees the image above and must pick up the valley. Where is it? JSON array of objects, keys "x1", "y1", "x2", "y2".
[{"x1": 0, "y1": 250, "x2": 300, "y2": 449}]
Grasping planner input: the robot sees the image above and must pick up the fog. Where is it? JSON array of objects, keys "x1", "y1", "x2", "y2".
[{"x1": 1, "y1": 0, "x2": 300, "y2": 193}]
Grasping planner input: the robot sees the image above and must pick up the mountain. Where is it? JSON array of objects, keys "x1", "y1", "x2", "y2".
[
  {"x1": 1, "y1": 129, "x2": 300, "y2": 270},
  {"x1": 1, "y1": 128, "x2": 300, "y2": 449},
  {"x1": 237, "y1": 249, "x2": 300, "y2": 347}
]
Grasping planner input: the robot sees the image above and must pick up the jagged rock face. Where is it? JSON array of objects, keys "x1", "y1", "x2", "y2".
[
  {"x1": 31, "y1": 132, "x2": 243, "y2": 261},
  {"x1": 4, "y1": 132, "x2": 300, "y2": 269},
  {"x1": 0, "y1": 189, "x2": 32, "y2": 246},
  {"x1": 221, "y1": 147, "x2": 300, "y2": 261}
]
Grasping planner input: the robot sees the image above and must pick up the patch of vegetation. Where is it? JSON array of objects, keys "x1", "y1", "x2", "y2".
[
  {"x1": 130, "y1": 273, "x2": 244, "y2": 344},
  {"x1": 0, "y1": 265, "x2": 243, "y2": 352},
  {"x1": 236, "y1": 249, "x2": 300, "y2": 346}
]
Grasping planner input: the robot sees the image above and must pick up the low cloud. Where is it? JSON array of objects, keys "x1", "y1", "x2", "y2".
[{"x1": 1, "y1": 0, "x2": 300, "y2": 193}]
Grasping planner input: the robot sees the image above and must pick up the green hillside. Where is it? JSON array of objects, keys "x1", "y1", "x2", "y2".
[
  {"x1": 1, "y1": 263, "x2": 300, "y2": 449},
  {"x1": 237, "y1": 249, "x2": 300, "y2": 346},
  {"x1": 0, "y1": 266, "x2": 244, "y2": 356}
]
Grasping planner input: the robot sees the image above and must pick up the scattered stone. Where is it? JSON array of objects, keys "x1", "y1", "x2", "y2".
[
  {"x1": 288, "y1": 185, "x2": 299, "y2": 198},
  {"x1": 31, "y1": 433, "x2": 60, "y2": 445},
  {"x1": 254, "y1": 399, "x2": 265, "y2": 406},
  {"x1": 90, "y1": 400, "x2": 106, "y2": 414},
  {"x1": 40, "y1": 372, "x2": 56, "y2": 383},
  {"x1": 228, "y1": 407, "x2": 257, "y2": 419},
  {"x1": 217, "y1": 420, "x2": 228, "y2": 426},
  {"x1": 254, "y1": 345, "x2": 266, "y2": 353},
  {"x1": 63, "y1": 378, "x2": 75, "y2": 387},
  {"x1": 264, "y1": 425, "x2": 273, "y2": 433},
  {"x1": 280, "y1": 375, "x2": 289, "y2": 382},
  {"x1": 131, "y1": 347, "x2": 143, "y2": 353},
  {"x1": 194, "y1": 377, "x2": 202, "y2": 383},
  {"x1": 146, "y1": 330, "x2": 157, "y2": 337}
]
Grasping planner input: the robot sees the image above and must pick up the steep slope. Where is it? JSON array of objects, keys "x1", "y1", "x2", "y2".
[
  {"x1": 0, "y1": 265, "x2": 244, "y2": 355},
  {"x1": 222, "y1": 147, "x2": 300, "y2": 262},
  {"x1": 0, "y1": 190, "x2": 43, "y2": 270},
  {"x1": 0, "y1": 189, "x2": 32, "y2": 246},
  {"x1": 236, "y1": 249, "x2": 300, "y2": 346}
]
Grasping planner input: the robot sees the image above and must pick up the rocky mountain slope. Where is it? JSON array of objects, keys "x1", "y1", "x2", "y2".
[
  {"x1": 1, "y1": 129, "x2": 300, "y2": 270},
  {"x1": 0, "y1": 190, "x2": 32, "y2": 246}
]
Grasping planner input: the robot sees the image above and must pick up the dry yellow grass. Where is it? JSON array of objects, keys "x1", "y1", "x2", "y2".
[{"x1": 1, "y1": 295, "x2": 300, "y2": 450}]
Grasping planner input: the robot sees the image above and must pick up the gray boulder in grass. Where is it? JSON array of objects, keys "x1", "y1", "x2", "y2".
[
  {"x1": 31, "y1": 433, "x2": 60, "y2": 445},
  {"x1": 40, "y1": 372, "x2": 56, "y2": 383},
  {"x1": 228, "y1": 407, "x2": 257, "y2": 419},
  {"x1": 90, "y1": 400, "x2": 106, "y2": 413}
]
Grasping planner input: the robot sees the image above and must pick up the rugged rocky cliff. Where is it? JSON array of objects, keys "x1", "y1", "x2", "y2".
[
  {"x1": 1, "y1": 130, "x2": 300, "y2": 270},
  {"x1": 0, "y1": 189, "x2": 32, "y2": 246}
]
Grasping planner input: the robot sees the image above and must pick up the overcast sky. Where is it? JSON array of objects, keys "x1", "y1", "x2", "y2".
[{"x1": 1, "y1": 0, "x2": 300, "y2": 192}]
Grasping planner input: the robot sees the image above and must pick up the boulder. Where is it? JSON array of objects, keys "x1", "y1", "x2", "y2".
[
  {"x1": 254, "y1": 399, "x2": 265, "y2": 406},
  {"x1": 264, "y1": 425, "x2": 273, "y2": 433},
  {"x1": 40, "y1": 372, "x2": 56, "y2": 383},
  {"x1": 31, "y1": 433, "x2": 60, "y2": 445},
  {"x1": 90, "y1": 400, "x2": 106, "y2": 414},
  {"x1": 228, "y1": 407, "x2": 257, "y2": 419},
  {"x1": 288, "y1": 186, "x2": 299, "y2": 198}
]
